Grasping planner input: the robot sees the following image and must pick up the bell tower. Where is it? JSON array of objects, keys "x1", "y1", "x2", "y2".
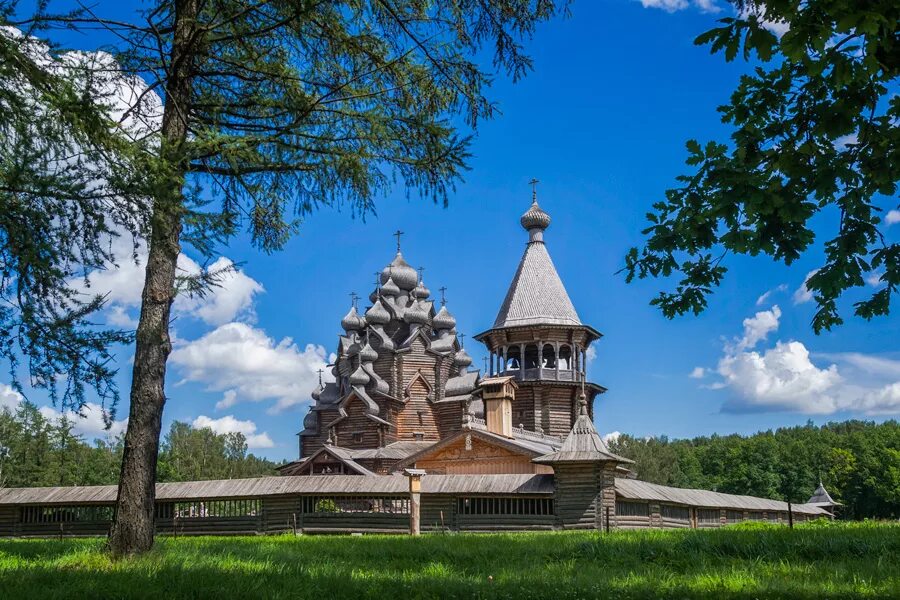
[{"x1": 474, "y1": 188, "x2": 605, "y2": 437}]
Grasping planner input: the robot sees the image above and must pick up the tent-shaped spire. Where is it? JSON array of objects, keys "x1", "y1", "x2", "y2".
[
  {"x1": 533, "y1": 393, "x2": 631, "y2": 465},
  {"x1": 807, "y1": 482, "x2": 842, "y2": 508},
  {"x1": 492, "y1": 199, "x2": 581, "y2": 329}
]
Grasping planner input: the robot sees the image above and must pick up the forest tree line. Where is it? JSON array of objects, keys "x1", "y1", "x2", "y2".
[
  {"x1": 607, "y1": 420, "x2": 900, "y2": 519},
  {"x1": 0, "y1": 402, "x2": 280, "y2": 488},
  {"x1": 3, "y1": 401, "x2": 898, "y2": 520}
]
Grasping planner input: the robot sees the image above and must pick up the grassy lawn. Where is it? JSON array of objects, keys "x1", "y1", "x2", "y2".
[{"x1": 0, "y1": 522, "x2": 897, "y2": 599}]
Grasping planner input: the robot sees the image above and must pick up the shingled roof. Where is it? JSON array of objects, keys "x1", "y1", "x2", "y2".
[
  {"x1": 807, "y1": 482, "x2": 842, "y2": 508},
  {"x1": 492, "y1": 200, "x2": 582, "y2": 329},
  {"x1": 533, "y1": 394, "x2": 631, "y2": 465}
]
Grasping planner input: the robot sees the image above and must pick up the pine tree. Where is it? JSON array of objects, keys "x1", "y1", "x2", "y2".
[{"x1": 17, "y1": 0, "x2": 568, "y2": 554}]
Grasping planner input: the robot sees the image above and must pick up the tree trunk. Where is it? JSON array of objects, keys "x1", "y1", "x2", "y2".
[{"x1": 108, "y1": 0, "x2": 198, "y2": 557}]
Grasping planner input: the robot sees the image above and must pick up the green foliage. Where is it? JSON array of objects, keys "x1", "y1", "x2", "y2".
[
  {"x1": 156, "y1": 421, "x2": 280, "y2": 482},
  {"x1": 0, "y1": 408, "x2": 279, "y2": 487},
  {"x1": 0, "y1": 2, "x2": 152, "y2": 411},
  {"x1": 607, "y1": 420, "x2": 900, "y2": 519},
  {"x1": 314, "y1": 499, "x2": 340, "y2": 513},
  {"x1": 625, "y1": 0, "x2": 900, "y2": 333},
  {"x1": 0, "y1": 523, "x2": 898, "y2": 598}
]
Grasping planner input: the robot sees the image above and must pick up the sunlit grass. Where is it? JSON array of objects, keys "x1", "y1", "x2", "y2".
[{"x1": 0, "y1": 521, "x2": 897, "y2": 599}]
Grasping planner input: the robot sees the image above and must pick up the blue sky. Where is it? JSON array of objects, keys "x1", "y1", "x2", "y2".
[{"x1": 3, "y1": 0, "x2": 899, "y2": 459}]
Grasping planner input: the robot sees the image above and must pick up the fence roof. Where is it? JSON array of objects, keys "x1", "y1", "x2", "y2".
[
  {"x1": 0, "y1": 474, "x2": 555, "y2": 506},
  {"x1": 615, "y1": 479, "x2": 831, "y2": 515}
]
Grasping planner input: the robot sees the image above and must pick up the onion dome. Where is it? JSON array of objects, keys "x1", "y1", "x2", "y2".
[
  {"x1": 453, "y1": 347, "x2": 473, "y2": 368},
  {"x1": 369, "y1": 288, "x2": 379, "y2": 304},
  {"x1": 359, "y1": 342, "x2": 378, "y2": 363},
  {"x1": 380, "y1": 277, "x2": 401, "y2": 298},
  {"x1": 341, "y1": 306, "x2": 365, "y2": 331},
  {"x1": 404, "y1": 300, "x2": 428, "y2": 325},
  {"x1": 382, "y1": 253, "x2": 418, "y2": 290},
  {"x1": 349, "y1": 365, "x2": 369, "y2": 386},
  {"x1": 521, "y1": 200, "x2": 551, "y2": 232},
  {"x1": 413, "y1": 280, "x2": 430, "y2": 299},
  {"x1": 365, "y1": 299, "x2": 390, "y2": 325},
  {"x1": 432, "y1": 305, "x2": 456, "y2": 331}
]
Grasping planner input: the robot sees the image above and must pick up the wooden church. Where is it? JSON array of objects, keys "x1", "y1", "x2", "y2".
[{"x1": 279, "y1": 192, "x2": 631, "y2": 479}]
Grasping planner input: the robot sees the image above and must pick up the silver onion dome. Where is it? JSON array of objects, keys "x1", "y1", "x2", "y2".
[
  {"x1": 380, "y1": 276, "x2": 401, "y2": 297},
  {"x1": 365, "y1": 299, "x2": 391, "y2": 325},
  {"x1": 453, "y1": 347, "x2": 473, "y2": 368},
  {"x1": 381, "y1": 252, "x2": 418, "y2": 290},
  {"x1": 341, "y1": 306, "x2": 365, "y2": 331},
  {"x1": 432, "y1": 305, "x2": 456, "y2": 331},
  {"x1": 349, "y1": 365, "x2": 370, "y2": 386},
  {"x1": 359, "y1": 342, "x2": 378, "y2": 363},
  {"x1": 520, "y1": 200, "x2": 551, "y2": 233},
  {"x1": 404, "y1": 300, "x2": 428, "y2": 325}
]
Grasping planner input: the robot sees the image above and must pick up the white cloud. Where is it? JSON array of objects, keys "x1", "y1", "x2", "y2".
[
  {"x1": 71, "y1": 235, "x2": 264, "y2": 327},
  {"x1": 175, "y1": 256, "x2": 264, "y2": 326},
  {"x1": 886, "y1": 210, "x2": 900, "y2": 226},
  {"x1": 793, "y1": 270, "x2": 819, "y2": 304},
  {"x1": 170, "y1": 322, "x2": 334, "y2": 412},
  {"x1": 866, "y1": 272, "x2": 884, "y2": 287},
  {"x1": 0, "y1": 384, "x2": 22, "y2": 411},
  {"x1": 834, "y1": 133, "x2": 858, "y2": 149},
  {"x1": 585, "y1": 346, "x2": 597, "y2": 362},
  {"x1": 637, "y1": 0, "x2": 720, "y2": 13},
  {"x1": 602, "y1": 431, "x2": 621, "y2": 445},
  {"x1": 689, "y1": 367, "x2": 706, "y2": 379},
  {"x1": 706, "y1": 309, "x2": 900, "y2": 415},
  {"x1": 735, "y1": 305, "x2": 781, "y2": 351},
  {"x1": 756, "y1": 284, "x2": 787, "y2": 306},
  {"x1": 857, "y1": 383, "x2": 900, "y2": 416},
  {"x1": 718, "y1": 341, "x2": 842, "y2": 414},
  {"x1": 191, "y1": 414, "x2": 274, "y2": 449},
  {"x1": 40, "y1": 402, "x2": 128, "y2": 439},
  {"x1": 740, "y1": 4, "x2": 790, "y2": 37},
  {"x1": 639, "y1": 0, "x2": 689, "y2": 11}
]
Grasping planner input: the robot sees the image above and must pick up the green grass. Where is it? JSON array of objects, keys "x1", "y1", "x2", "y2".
[{"x1": 0, "y1": 522, "x2": 898, "y2": 599}]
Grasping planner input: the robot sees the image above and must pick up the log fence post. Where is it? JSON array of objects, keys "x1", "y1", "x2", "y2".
[{"x1": 405, "y1": 468, "x2": 426, "y2": 536}]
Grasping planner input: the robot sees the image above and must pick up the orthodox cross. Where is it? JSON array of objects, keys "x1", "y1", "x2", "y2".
[
  {"x1": 458, "y1": 333, "x2": 466, "y2": 348},
  {"x1": 439, "y1": 286, "x2": 447, "y2": 306},
  {"x1": 529, "y1": 178, "x2": 539, "y2": 202},
  {"x1": 482, "y1": 356, "x2": 488, "y2": 374},
  {"x1": 393, "y1": 229, "x2": 404, "y2": 252},
  {"x1": 373, "y1": 272, "x2": 381, "y2": 292},
  {"x1": 316, "y1": 368, "x2": 324, "y2": 386},
  {"x1": 350, "y1": 292, "x2": 359, "y2": 308},
  {"x1": 417, "y1": 266, "x2": 425, "y2": 283}
]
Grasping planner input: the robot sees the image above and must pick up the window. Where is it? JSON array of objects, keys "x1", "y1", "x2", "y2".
[
  {"x1": 300, "y1": 496, "x2": 409, "y2": 514},
  {"x1": 174, "y1": 499, "x2": 260, "y2": 519},
  {"x1": 616, "y1": 501, "x2": 649, "y2": 517},
  {"x1": 505, "y1": 347, "x2": 521, "y2": 370},
  {"x1": 725, "y1": 510, "x2": 743, "y2": 523},
  {"x1": 20, "y1": 505, "x2": 114, "y2": 523},
  {"x1": 558, "y1": 345, "x2": 572, "y2": 370},
  {"x1": 413, "y1": 432, "x2": 424, "y2": 441},
  {"x1": 352, "y1": 432, "x2": 364, "y2": 443},
  {"x1": 749, "y1": 512, "x2": 765, "y2": 521},
  {"x1": 661, "y1": 504, "x2": 690, "y2": 521},
  {"x1": 698, "y1": 509, "x2": 720, "y2": 524},
  {"x1": 457, "y1": 497, "x2": 554, "y2": 516},
  {"x1": 541, "y1": 344, "x2": 557, "y2": 368},
  {"x1": 524, "y1": 344, "x2": 539, "y2": 369}
]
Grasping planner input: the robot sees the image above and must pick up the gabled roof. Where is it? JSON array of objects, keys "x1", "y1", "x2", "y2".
[
  {"x1": 493, "y1": 239, "x2": 581, "y2": 329},
  {"x1": 616, "y1": 479, "x2": 831, "y2": 515},
  {"x1": 533, "y1": 395, "x2": 631, "y2": 465},
  {"x1": 807, "y1": 482, "x2": 842, "y2": 507},
  {"x1": 282, "y1": 445, "x2": 376, "y2": 476}
]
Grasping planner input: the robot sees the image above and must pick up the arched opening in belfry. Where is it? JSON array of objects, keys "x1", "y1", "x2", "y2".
[
  {"x1": 558, "y1": 345, "x2": 572, "y2": 370},
  {"x1": 524, "y1": 344, "x2": 539, "y2": 369},
  {"x1": 542, "y1": 344, "x2": 556, "y2": 368},
  {"x1": 505, "y1": 346, "x2": 521, "y2": 370}
]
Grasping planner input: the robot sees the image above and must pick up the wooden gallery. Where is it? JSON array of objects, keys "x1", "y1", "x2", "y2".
[{"x1": 0, "y1": 198, "x2": 837, "y2": 536}]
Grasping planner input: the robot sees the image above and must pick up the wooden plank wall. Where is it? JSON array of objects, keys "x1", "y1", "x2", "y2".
[{"x1": 553, "y1": 464, "x2": 598, "y2": 529}]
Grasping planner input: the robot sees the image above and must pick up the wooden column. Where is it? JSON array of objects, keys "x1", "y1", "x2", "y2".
[{"x1": 405, "y1": 468, "x2": 426, "y2": 535}]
